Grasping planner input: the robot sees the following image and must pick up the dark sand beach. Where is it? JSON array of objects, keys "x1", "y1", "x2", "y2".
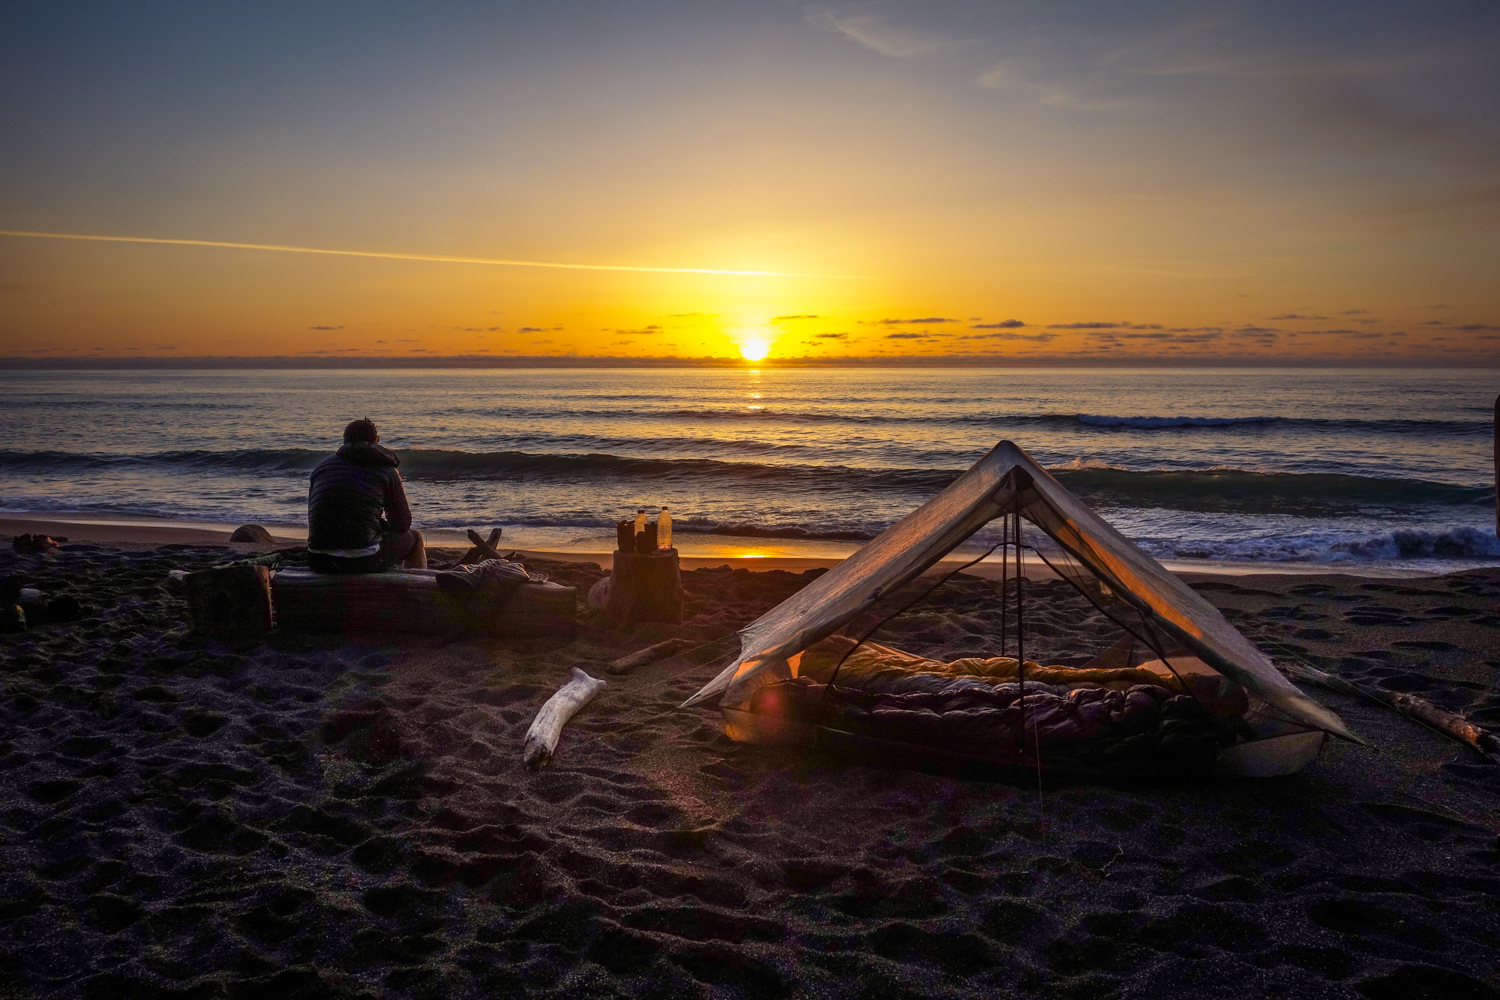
[{"x1": 2, "y1": 539, "x2": 1499, "y2": 999}]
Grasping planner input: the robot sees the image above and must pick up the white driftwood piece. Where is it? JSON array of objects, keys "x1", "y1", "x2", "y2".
[{"x1": 523, "y1": 667, "x2": 606, "y2": 770}]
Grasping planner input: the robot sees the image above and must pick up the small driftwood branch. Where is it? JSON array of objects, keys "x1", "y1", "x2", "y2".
[
  {"x1": 460, "y1": 528, "x2": 502, "y2": 565},
  {"x1": 608, "y1": 637, "x2": 695, "y2": 675},
  {"x1": 465, "y1": 527, "x2": 507, "y2": 566},
  {"x1": 1282, "y1": 660, "x2": 1500, "y2": 764},
  {"x1": 523, "y1": 667, "x2": 606, "y2": 770}
]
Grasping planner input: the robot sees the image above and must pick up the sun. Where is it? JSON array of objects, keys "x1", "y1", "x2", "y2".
[{"x1": 738, "y1": 337, "x2": 770, "y2": 361}]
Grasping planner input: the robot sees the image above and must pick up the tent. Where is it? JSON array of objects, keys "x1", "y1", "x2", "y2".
[{"x1": 682, "y1": 440, "x2": 1361, "y2": 777}]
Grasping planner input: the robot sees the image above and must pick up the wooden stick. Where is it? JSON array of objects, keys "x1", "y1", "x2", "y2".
[
  {"x1": 465, "y1": 528, "x2": 504, "y2": 563},
  {"x1": 523, "y1": 667, "x2": 606, "y2": 770},
  {"x1": 1280, "y1": 660, "x2": 1500, "y2": 764},
  {"x1": 607, "y1": 637, "x2": 695, "y2": 675},
  {"x1": 459, "y1": 528, "x2": 502, "y2": 564}
]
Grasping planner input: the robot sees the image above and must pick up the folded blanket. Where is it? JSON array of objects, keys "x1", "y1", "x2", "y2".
[{"x1": 436, "y1": 558, "x2": 548, "y2": 596}]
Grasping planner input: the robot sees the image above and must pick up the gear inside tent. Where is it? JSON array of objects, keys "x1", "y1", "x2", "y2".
[{"x1": 681, "y1": 441, "x2": 1364, "y2": 778}]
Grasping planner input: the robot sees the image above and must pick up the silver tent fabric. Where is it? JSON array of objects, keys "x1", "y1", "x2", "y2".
[{"x1": 681, "y1": 440, "x2": 1359, "y2": 744}]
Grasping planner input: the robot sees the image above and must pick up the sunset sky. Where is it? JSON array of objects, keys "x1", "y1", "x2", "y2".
[{"x1": 3, "y1": 1, "x2": 1498, "y2": 364}]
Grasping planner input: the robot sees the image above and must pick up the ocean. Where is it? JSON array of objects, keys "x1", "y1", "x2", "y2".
[{"x1": 1, "y1": 367, "x2": 1496, "y2": 571}]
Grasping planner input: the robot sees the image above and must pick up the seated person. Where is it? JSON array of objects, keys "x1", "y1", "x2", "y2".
[{"x1": 307, "y1": 418, "x2": 426, "y2": 573}]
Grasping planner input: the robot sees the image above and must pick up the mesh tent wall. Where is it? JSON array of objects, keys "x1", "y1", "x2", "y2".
[{"x1": 682, "y1": 440, "x2": 1360, "y2": 770}]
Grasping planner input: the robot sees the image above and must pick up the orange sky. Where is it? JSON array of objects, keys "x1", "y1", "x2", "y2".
[{"x1": 3, "y1": 3, "x2": 1497, "y2": 365}]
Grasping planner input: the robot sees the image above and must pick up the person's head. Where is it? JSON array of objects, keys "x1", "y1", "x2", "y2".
[{"x1": 343, "y1": 418, "x2": 379, "y2": 445}]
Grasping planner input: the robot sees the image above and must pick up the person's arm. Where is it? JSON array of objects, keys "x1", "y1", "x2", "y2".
[{"x1": 382, "y1": 470, "x2": 413, "y2": 533}]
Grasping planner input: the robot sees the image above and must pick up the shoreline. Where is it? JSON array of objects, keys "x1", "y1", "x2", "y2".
[{"x1": 0, "y1": 511, "x2": 1450, "y2": 580}]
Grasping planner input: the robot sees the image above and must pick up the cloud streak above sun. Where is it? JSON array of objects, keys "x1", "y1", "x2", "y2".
[{"x1": 0, "y1": 230, "x2": 824, "y2": 278}]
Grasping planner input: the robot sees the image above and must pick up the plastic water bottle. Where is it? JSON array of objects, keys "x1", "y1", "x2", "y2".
[
  {"x1": 634, "y1": 508, "x2": 647, "y2": 537},
  {"x1": 658, "y1": 507, "x2": 672, "y2": 550}
]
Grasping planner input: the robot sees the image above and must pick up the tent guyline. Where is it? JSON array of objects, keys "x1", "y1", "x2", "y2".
[{"x1": 681, "y1": 440, "x2": 1362, "y2": 778}]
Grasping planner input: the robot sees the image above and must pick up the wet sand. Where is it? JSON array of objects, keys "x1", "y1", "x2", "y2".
[{"x1": 1, "y1": 539, "x2": 1498, "y2": 999}]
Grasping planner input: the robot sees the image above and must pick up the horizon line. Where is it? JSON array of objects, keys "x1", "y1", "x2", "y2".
[
  {"x1": 2, "y1": 354, "x2": 1493, "y2": 370},
  {"x1": 0, "y1": 229, "x2": 838, "y2": 277}
]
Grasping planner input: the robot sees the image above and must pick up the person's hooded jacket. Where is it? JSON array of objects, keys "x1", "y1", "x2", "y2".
[{"x1": 307, "y1": 442, "x2": 412, "y2": 553}]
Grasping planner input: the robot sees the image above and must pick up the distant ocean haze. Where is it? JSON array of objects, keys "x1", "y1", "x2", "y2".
[{"x1": 0, "y1": 368, "x2": 1495, "y2": 570}]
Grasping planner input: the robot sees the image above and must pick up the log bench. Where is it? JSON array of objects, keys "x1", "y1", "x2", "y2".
[{"x1": 271, "y1": 568, "x2": 577, "y2": 636}]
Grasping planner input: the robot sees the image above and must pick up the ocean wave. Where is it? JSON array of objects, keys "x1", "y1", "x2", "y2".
[
  {"x1": 1076, "y1": 414, "x2": 1280, "y2": 429},
  {"x1": 298, "y1": 402, "x2": 1492, "y2": 436},
  {"x1": 1139, "y1": 525, "x2": 1500, "y2": 564},
  {"x1": 1053, "y1": 467, "x2": 1492, "y2": 514},
  {"x1": 1329, "y1": 525, "x2": 1500, "y2": 561},
  {"x1": 2, "y1": 448, "x2": 1490, "y2": 512}
]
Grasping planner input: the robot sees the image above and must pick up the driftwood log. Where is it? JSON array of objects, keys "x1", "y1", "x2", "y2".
[
  {"x1": 1281, "y1": 660, "x2": 1500, "y2": 764},
  {"x1": 605, "y1": 548, "x2": 684, "y2": 627},
  {"x1": 460, "y1": 528, "x2": 502, "y2": 564},
  {"x1": 185, "y1": 563, "x2": 274, "y2": 634},
  {"x1": 523, "y1": 667, "x2": 606, "y2": 769},
  {"x1": 608, "y1": 637, "x2": 695, "y2": 675},
  {"x1": 272, "y1": 568, "x2": 575, "y2": 636}
]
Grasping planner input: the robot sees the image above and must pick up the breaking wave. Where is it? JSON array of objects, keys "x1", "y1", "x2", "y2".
[{"x1": 1140, "y1": 525, "x2": 1500, "y2": 565}]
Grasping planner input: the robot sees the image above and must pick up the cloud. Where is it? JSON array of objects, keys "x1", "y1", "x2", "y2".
[
  {"x1": 810, "y1": 6, "x2": 943, "y2": 59},
  {"x1": 1233, "y1": 325, "x2": 1280, "y2": 335},
  {"x1": 885, "y1": 332, "x2": 925, "y2": 339},
  {"x1": 519, "y1": 326, "x2": 545, "y2": 333},
  {"x1": 771, "y1": 314, "x2": 819, "y2": 322},
  {"x1": 1342, "y1": 309, "x2": 1370, "y2": 315},
  {"x1": 1453, "y1": 323, "x2": 1500, "y2": 331},
  {"x1": 1300, "y1": 81, "x2": 1495, "y2": 167},
  {"x1": 960, "y1": 331, "x2": 1057, "y2": 343},
  {"x1": 814, "y1": 332, "x2": 849, "y2": 339},
  {"x1": 1049, "y1": 321, "x2": 1165, "y2": 330},
  {"x1": 309, "y1": 325, "x2": 344, "y2": 331},
  {"x1": 613, "y1": 326, "x2": 663, "y2": 335},
  {"x1": 975, "y1": 61, "x2": 1121, "y2": 111},
  {"x1": 868, "y1": 316, "x2": 959, "y2": 325},
  {"x1": 970, "y1": 319, "x2": 1026, "y2": 329},
  {"x1": 1267, "y1": 313, "x2": 1324, "y2": 320},
  {"x1": 667, "y1": 312, "x2": 716, "y2": 318}
]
